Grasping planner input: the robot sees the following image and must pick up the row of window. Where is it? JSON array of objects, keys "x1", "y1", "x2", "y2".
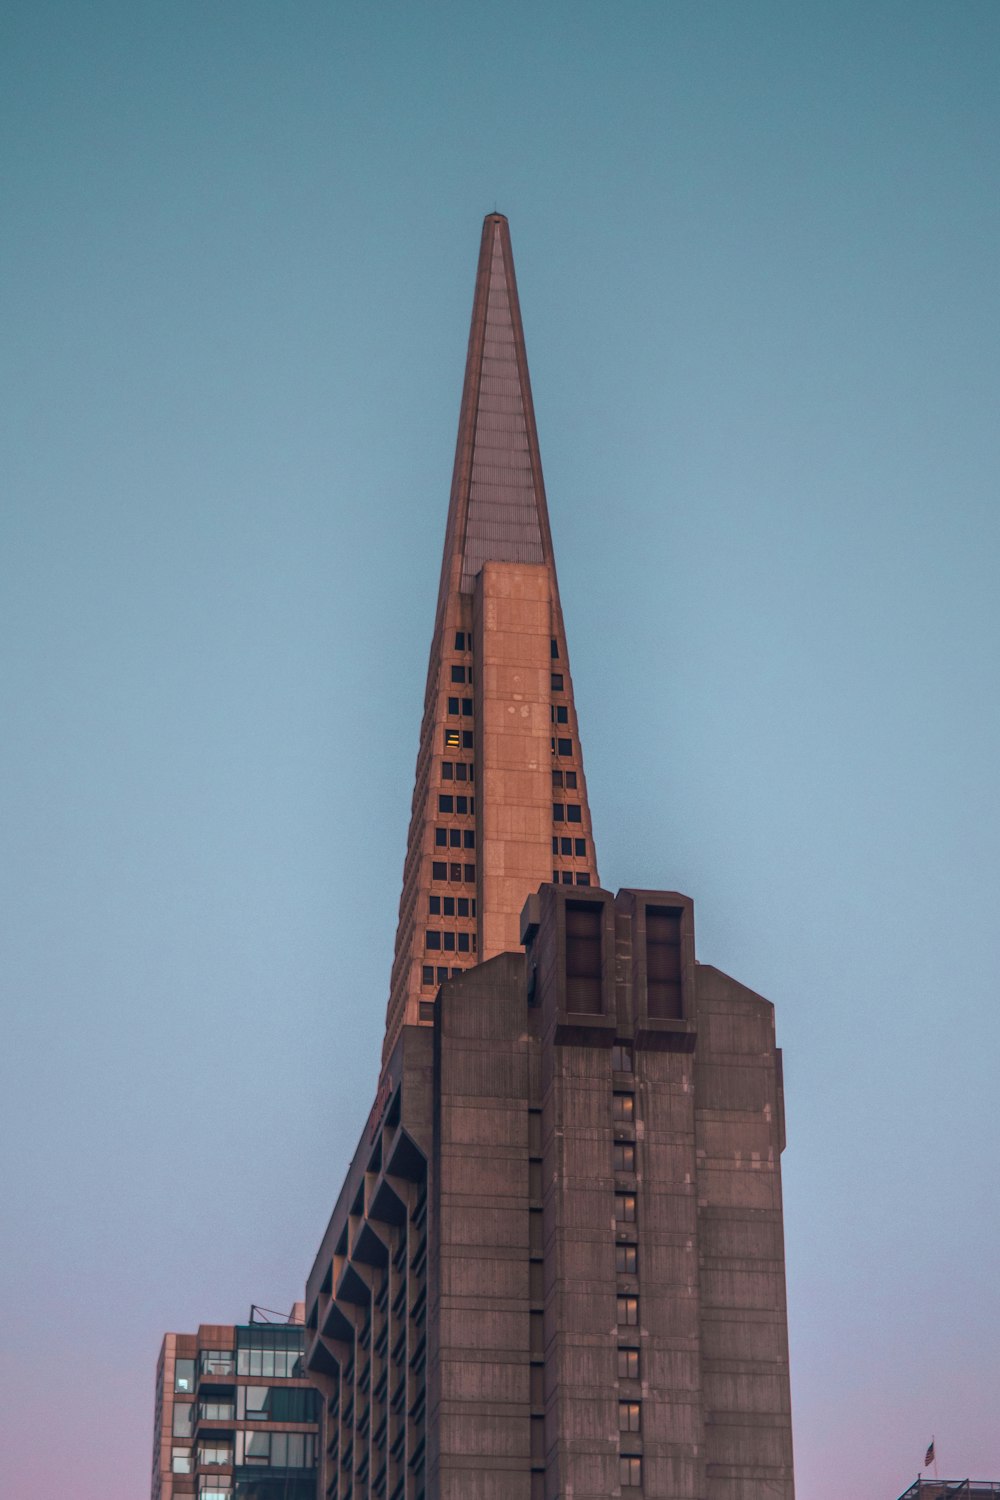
[
  {"x1": 553, "y1": 836, "x2": 587, "y2": 857},
  {"x1": 450, "y1": 665, "x2": 473, "y2": 684},
  {"x1": 425, "y1": 930, "x2": 478, "y2": 953},
  {"x1": 431, "y1": 860, "x2": 475, "y2": 883},
  {"x1": 550, "y1": 705, "x2": 569, "y2": 724},
  {"x1": 551, "y1": 673, "x2": 564, "y2": 690},
  {"x1": 551, "y1": 769, "x2": 576, "y2": 788},
  {"x1": 553, "y1": 871, "x2": 592, "y2": 886},
  {"x1": 444, "y1": 729, "x2": 474, "y2": 750},
  {"x1": 429, "y1": 896, "x2": 475, "y2": 917},
  {"x1": 552, "y1": 736, "x2": 572, "y2": 757},
  {"x1": 612, "y1": 1045, "x2": 642, "y2": 1486},
  {"x1": 422, "y1": 964, "x2": 465, "y2": 985},
  {"x1": 441, "y1": 760, "x2": 473, "y2": 781},
  {"x1": 447, "y1": 697, "x2": 473, "y2": 716},
  {"x1": 438, "y1": 794, "x2": 474, "y2": 815},
  {"x1": 434, "y1": 827, "x2": 476, "y2": 849},
  {"x1": 552, "y1": 803, "x2": 582, "y2": 823}
]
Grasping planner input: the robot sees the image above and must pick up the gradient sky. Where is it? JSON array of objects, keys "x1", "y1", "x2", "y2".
[{"x1": 2, "y1": 4, "x2": 999, "y2": 1497}]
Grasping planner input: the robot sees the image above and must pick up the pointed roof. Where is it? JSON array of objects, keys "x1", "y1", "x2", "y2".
[{"x1": 436, "y1": 214, "x2": 555, "y2": 617}]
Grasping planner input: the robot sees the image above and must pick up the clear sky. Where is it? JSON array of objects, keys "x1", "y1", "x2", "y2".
[{"x1": 2, "y1": 3, "x2": 998, "y2": 1497}]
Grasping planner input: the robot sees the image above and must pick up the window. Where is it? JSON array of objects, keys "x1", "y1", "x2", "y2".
[
  {"x1": 442, "y1": 896, "x2": 455, "y2": 915},
  {"x1": 419, "y1": 999, "x2": 435, "y2": 1020},
  {"x1": 562, "y1": 871, "x2": 573, "y2": 884},
  {"x1": 646, "y1": 904, "x2": 683, "y2": 1019},
  {"x1": 439, "y1": 794, "x2": 454, "y2": 812},
  {"x1": 567, "y1": 804, "x2": 582, "y2": 823},
  {"x1": 464, "y1": 863, "x2": 475, "y2": 882},
  {"x1": 553, "y1": 803, "x2": 564, "y2": 821},
  {"x1": 451, "y1": 665, "x2": 466, "y2": 683},
  {"x1": 199, "y1": 1400, "x2": 235, "y2": 1421},
  {"x1": 455, "y1": 795, "x2": 469, "y2": 814},
  {"x1": 455, "y1": 761, "x2": 470, "y2": 781},
  {"x1": 552, "y1": 770, "x2": 563, "y2": 787},
  {"x1": 574, "y1": 838, "x2": 586, "y2": 856},
  {"x1": 462, "y1": 730, "x2": 474, "y2": 748},
  {"x1": 618, "y1": 1347, "x2": 639, "y2": 1380},
  {"x1": 462, "y1": 698, "x2": 473, "y2": 716},
  {"x1": 426, "y1": 931, "x2": 441, "y2": 950},
  {"x1": 617, "y1": 1295, "x2": 638, "y2": 1326},
  {"x1": 443, "y1": 932, "x2": 455, "y2": 951},
  {"x1": 455, "y1": 631, "x2": 466, "y2": 650},
  {"x1": 457, "y1": 932, "x2": 470, "y2": 952},
  {"x1": 551, "y1": 638, "x2": 559, "y2": 658},
  {"x1": 560, "y1": 836, "x2": 572, "y2": 854},
  {"x1": 576, "y1": 873, "x2": 591, "y2": 886},
  {"x1": 612, "y1": 1043, "x2": 633, "y2": 1073},
  {"x1": 433, "y1": 861, "x2": 447, "y2": 880},
  {"x1": 565, "y1": 771, "x2": 577, "y2": 788},
  {"x1": 447, "y1": 696, "x2": 459, "y2": 714},
  {"x1": 552, "y1": 837, "x2": 559, "y2": 854},
  {"x1": 553, "y1": 870, "x2": 559, "y2": 882},
  {"x1": 422, "y1": 965, "x2": 434, "y2": 984},
  {"x1": 618, "y1": 1401, "x2": 641, "y2": 1433},
  {"x1": 173, "y1": 1403, "x2": 194, "y2": 1438},
  {"x1": 174, "y1": 1358, "x2": 195, "y2": 1393},
  {"x1": 444, "y1": 729, "x2": 460, "y2": 748},
  {"x1": 198, "y1": 1443, "x2": 233, "y2": 1467},
  {"x1": 557, "y1": 737, "x2": 572, "y2": 756},
  {"x1": 437, "y1": 966, "x2": 449, "y2": 982},
  {"x1": 551, "y1": 705, "x2": 569, "y2": 724},
  {"x1": 435, "y1": 828, "x2": 446, "y2": 847},
  {"x1": 614, "y1": 1143, "x2": 635, "y2": 1173},
  {"x1": 441, "y1": 761, "x2": 453, "y2": 779},
  {"x1": 616, "y1": 1244, "x2": 637, "y2": 1274},
  {"x1": 620, "y1": 1456, "x2": 642, "y2": 1487},
  {"x1": 429, "y1": 896, "x2": 440, "y2": 914},
  {"x1": 200, "y1": 1349, "x2": 235, "y2": 1376},
  {"x1": 457, "y1": 898, "x2": 471, "y2": 916},
  {"x1": 171, "y1": 1448, "x2": 192, "y2": 1474},
  {"x1": 450, "y1": 829, "x2": 461, "y2": 847},
  {"x1": 551, "y1": 673, "x2": 564, "y2": 690},
  {"x1": 615, "y1": 1193, "x2": 636, "y2": 1223},
  {"x1": 463, "y1": 829, "x2": 475, "y2": 848},
  {"x1": 565, "y1": 900, "x2": 603, "y2": 1013},
  {"x1": 613, "y1": 1093, "x2": 635, "y2": 1122}
]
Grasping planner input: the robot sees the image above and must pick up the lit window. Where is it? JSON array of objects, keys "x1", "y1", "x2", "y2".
[
  {"x1": 612, "y1": 1043, "x2": 633, "y2": 1073},
  {"x1": 445, "y1": 729, "x2": 460, "y2": 748},
  {"x1": 616, "y1": 1244, "x2": 637, "y2": 1274},
  {"x1": 617, "y1": 1295, "x2": 638, "y2": 1326},
  {"x1": 618, "y1": 1347, "x2": 639, "y2": 1380},
  {"x1": 620, "y1": 1456, "x2": 642, "y2": 1487},
  {"x1": 618, "y1": 1401, "x2": 640, "y2": 1433},
  {"x1": 615, "y1": 1193, "x2": 636, "y2": 1223},
  {"x1": 174, "y1": 1359, "x2": 195, "y2": 1393},
  {"x1": 613, "y1": 1093, "x2": 634, "y2": 1122},
  {"x1": 614, "y1": 1143, "x2": 635, "y2": 1172}
]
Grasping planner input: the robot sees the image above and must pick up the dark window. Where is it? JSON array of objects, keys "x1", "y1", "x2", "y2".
[
  {"x1": 551, "y1": 638, "x2": 559, "y2": 658},
  {"x1": 553, "y1": 803, "x2": 565, "y2": 821},
  {"x1": 450, "y1": 829, "x2": 461, "y2": 847},
  {"x1": 455, "y1": 762, "x2": 468, "y2": 781},
  {"x1": 555, "y1": 705, "x2": 568, "y2": 723},
  {"x1": 443, "y1": 932, "x2": 455, "y2": 951},
  {"x1": 429, "y1": 896, "x2": 441, "y2": 914},
  {"x1": 461, "y1": 698, "x2": 473, "y2": 716},
  {"x1": 455, "y1": 795, "x2": 468, "y2": 814},
  {"x1": 616, "y1": 1245, "x2": 637, "y2": 1274},
  {"x1": 173, "y1": 1403, "x2": 194, "y2": 1438},
  {"x1": 646, "y1": 905, "x2": 683, "y2": 1019},
  {"x1": 551, "y1": 673, "x2": 563, "y2": 690},
  {"x1": 574, "y1": 838, "x2": 586, "y2": 856},
  {"x1": 553, "y1": 870, "x2": 559, "y2": 882},
  {"x1": 463, "y1": 830, "x2": 475, "y2": 848},
  {"x1": 441, "y1": 761, "x2": 453, "y2": 779},
  {"x1": 437, "y1": 966, "x2": 449, "y2": 982},
  {"x1": 455, "y1": 631, "x2": 465, "y2": 650},
  {"x1": 433, "y1": 861, "x2": 447, "y2": 880},
  {"x1": 440, "y1": 896, "x2": 452, "y2": 916},
  {"x1": 457, "y1": 898, "x2": 469, "y2": 917},
  {"x1": 426, "y1": 931, "x2": 441, "y2": 950},
  {"x1": 620, "y1": 1458, "x2": 642, "y2": 1488},
  {"x1": 617, "y1": 1295, "x2": 638, "y2": 1326},
  {"x1": 451, "y1": 665, "x2": 466, "y2": 683},
  {"x1": 615, "y1": 1192, "x2": 636, "y2": 1223},
  {"x1": 567, "y1": 804, "x2": 582, "y2": 823},
  {"x1": 462, "y1": 730, "x2": 474, "y2": 749},
  {"x1": 618, "y1": 1347, "x2": 639, "y2": 1380},
  {"x1": 614, "y1": 1143, "x2": 635, "y2": 1172},
  {"x1": 450, "y1": 862, "x2": 462, "y2": 881},
  {"x1": 613, "y1": 1093, "x2": 635, "y2": 1122},
  {"x1": 565, "y1": 771, "x2": 577, "y2": 788},
  {"x1": 445, "y1": 728, "x2": 460, "y2": 748},
  {"x1": 464, "y1": 863, "x2": 475, "y2": 882},
  {"x1": 612, "y1": 1043, "x2": 633, "y2": 1073},
  {"x1": 552, "y1": 770, "x2": 563, "y2": 787},
  {"x1": 560, "y1": 837, "x2": 572, "y2": 855},
  {"x1": 452, "y1": 967, "x2": 462, "y2": 978},
  {"x1": 552, "y1": 837, "x2": 559, "y2": 854},
  {"x1": 419, "y1": 1000, "x2": 434, "y2": 1021},
  {"x1": 562, "y1": 871, "x2": 573, "y2": 885},
  {"x1": 422, "y1": 966, "x2": 434, "y2": 984},
  {"x1": 457, "y1": 932, "x2": 470, "y2": 952},
  {"x1": 565, "y1": 900, "x2": 603, "y2": 1013},
  {"x1": 619, "y1": 1401, "x2": 641, "y2": 1432},
  {"x1": 435, "y1": 829, "x2": 447, "y2": 847},
  {"x1": 439, "y1": 794, "x2": 454, "y2": 813},
  {"x1": 576, "y1": 872, "x2": 591, "y2": 886},
  {"x1": 558, "y1": 737, "x2": 572, "y2": 756},
  {"x1": 447, "y1": 696, "x2": 459, "y2": 714}
]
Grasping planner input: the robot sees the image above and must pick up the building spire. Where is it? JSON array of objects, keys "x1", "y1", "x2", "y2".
[{"x1": 382, "y1": 215, "x2": 599, "y2": 1062}]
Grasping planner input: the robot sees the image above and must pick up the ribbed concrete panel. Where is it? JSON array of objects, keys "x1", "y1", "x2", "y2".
[{"x1": 460, "y1": 226, "x2": 545, "y2": 593}]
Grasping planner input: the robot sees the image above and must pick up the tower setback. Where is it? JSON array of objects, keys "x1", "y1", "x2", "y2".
[{"x1": 305, "y1": 216, "x2": 795, "y2": 1500}]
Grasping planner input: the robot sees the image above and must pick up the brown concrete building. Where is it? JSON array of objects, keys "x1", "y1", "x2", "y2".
[
  {"x1": 151, "y1": 1309, "x2": 319, "y2": 1500},
  {"x1": 305, "y1": 214, "x2": 795, "y2": 1500}
]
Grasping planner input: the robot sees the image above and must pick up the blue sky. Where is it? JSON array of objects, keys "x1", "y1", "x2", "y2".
[{"x1": 2, "y1": 4, "x2": 999, "y2": 1496}]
